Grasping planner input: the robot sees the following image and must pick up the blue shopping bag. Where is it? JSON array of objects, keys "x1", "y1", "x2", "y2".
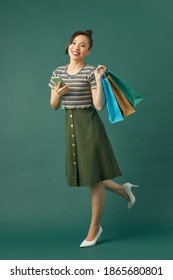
[{"x1": 102, "y1": 76, "x2": 124, "y2": 124}]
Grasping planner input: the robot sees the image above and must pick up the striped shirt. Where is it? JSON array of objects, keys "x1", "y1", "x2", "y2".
[{"x1": 48, "y1": 64, "x2": 97, "y2": 109}]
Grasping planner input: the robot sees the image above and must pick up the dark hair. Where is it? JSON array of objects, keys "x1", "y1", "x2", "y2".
[{"x1": 65, "y1": 30, "x2": 93, "y2": 54}]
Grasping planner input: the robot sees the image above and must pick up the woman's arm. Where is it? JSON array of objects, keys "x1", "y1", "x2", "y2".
[
  {"x1": 50, "y1": 83, "x2": 69, "y2": 110},
  {"x1": 91, "y1": 65, "x2": 106, "y2": 111}
]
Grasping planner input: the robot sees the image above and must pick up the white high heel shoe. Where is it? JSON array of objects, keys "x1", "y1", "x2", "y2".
[
  {"x1": 123, "y1": 183, "x2": 139, "y2": 209},
  {"x1": 80, "y1": 226, "x2": 103, "y2": 248}
]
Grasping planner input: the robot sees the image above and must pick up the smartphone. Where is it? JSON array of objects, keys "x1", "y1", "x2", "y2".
[{"x1": 51, "y1": 76, "x2": 65, "y2": 87}]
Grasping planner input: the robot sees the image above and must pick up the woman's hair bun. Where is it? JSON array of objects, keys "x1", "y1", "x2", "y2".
[{"x1": 85, "y1": 30, "x2": 93, "y2": 36}]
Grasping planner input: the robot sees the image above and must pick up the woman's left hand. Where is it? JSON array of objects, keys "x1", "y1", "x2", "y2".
[{"x1": 94, "y1": 65, "x2": 106, "y2": 81}]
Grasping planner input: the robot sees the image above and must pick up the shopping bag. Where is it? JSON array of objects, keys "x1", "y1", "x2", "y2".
[
  {"x1": 107, "y1": 75, "x2": 135, "y2": 117},
  {"x1": 102, "y1": 76, "x2": 124, "y2": 123},
  {"x1": 106, "y1": 69, "x2": 143, "y2": 107}
]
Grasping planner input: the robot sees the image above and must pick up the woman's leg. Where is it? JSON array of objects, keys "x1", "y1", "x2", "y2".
[
  {"x1": 84, "y1": 180, "x2": 129, "y2": 241},
  {"x1": 103, "y1": 180, "x2": 130, "y2": 200},
  {"x1": 85, "y1": 181, "x2": 105, "y2": 241}
]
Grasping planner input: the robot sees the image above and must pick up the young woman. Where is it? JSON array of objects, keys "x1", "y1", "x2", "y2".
[{"x1": 49, "y1": 30, "x2": 138, "y2": 248}]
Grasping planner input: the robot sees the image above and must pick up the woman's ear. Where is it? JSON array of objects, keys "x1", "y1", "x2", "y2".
[{"x1": 87, "y1": 49, "x2": 91, "y2": 56}]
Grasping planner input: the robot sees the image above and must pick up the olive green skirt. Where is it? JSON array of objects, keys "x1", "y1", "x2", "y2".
[{"x1": 65, "y1": 107, "x2": 122, "y2": 186}]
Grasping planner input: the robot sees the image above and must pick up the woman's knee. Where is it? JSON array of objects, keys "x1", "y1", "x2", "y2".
[
  {"x1": 90, "y1": 181, "x2": 103, "y2": 188},
  {"x1": 90, "y1": 181, "x2": 104, "y2": 189}
]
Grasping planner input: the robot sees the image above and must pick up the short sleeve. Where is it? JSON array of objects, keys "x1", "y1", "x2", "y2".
[
  {"x1": 48, "y1": 68, "x2": 61, "y2": 89},
  {"x1": 87, "y1": 69, "x2": 97, "y2": 90}
]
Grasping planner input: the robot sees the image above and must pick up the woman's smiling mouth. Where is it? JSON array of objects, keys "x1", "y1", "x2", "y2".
[{"x1": 71, "y1": 51, "x2": 80, "y2": 56}]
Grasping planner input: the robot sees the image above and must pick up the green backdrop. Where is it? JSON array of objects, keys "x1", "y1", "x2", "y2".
[{"x1": 0, "y1": 0, "x2": 172, "y2": 260}]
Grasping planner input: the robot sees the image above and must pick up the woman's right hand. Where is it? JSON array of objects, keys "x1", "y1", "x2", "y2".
[
  {"x1": 55, "y1": 82, "x2": 69, "y2": 97},
  {"x1": 50, "y1": 82, "x2": 69, "y2": 110}
]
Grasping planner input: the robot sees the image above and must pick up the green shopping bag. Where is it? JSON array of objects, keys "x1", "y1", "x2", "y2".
[{"x1": 106, "y1": 69, "x2": 143, "y2": 107}]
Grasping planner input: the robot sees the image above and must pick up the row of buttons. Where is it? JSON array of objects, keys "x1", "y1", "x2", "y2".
[{"x1": 70, "y1": 113, "x2": 77, "y2": 167}]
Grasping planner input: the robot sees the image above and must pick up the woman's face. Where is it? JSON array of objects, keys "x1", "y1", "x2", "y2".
[{"x1": 68, "y1": 35, "x2": 90, "y2": 61}]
